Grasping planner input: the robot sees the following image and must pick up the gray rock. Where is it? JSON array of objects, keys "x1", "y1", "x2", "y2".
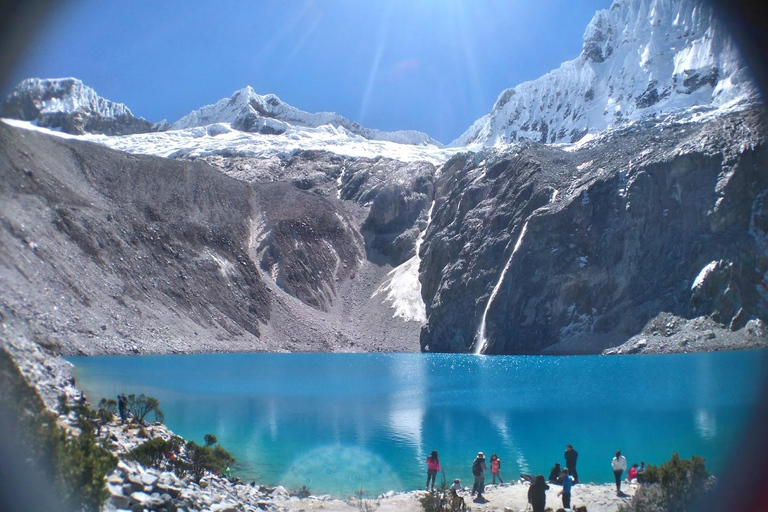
[
  {"x1": 141, "y1": 472, "x2": 160, "y2": 487},
  {"x1": 421, "y1": 106, "x2": 768, "y2": 354},
  {"x1": 109, "y1": 494, "x2": 131, "y2": 510}
]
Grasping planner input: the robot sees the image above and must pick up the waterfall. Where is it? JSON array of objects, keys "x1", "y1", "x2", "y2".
[{"x1": 474, "y1": 220, "x2": 529, "y2": 355}]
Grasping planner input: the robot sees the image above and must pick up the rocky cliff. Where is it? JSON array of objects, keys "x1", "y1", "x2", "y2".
[
  {"x1": 453, "y1": 0, "x2": 757, "y2": 146},
  {"x1": 420, "y1": 105, "x2": 768, "y2": 353},
  {"x1": 0, "y1": 78, "x2": 159, "y2": 136},
  {"x1": 0, "y1": 121, "x2": 435, "y2": 355}
]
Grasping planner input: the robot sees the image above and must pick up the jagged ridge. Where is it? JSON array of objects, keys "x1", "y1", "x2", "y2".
[
  {"x1": 452, "y1": 0, "x2": 758, "y2": 146},
  {"x1": 0, "y1": 78, "x2": 158, "y2": 136}
]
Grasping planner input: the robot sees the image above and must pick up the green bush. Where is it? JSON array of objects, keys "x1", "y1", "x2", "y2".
[
  {"x1": 204, "y1": 433, "x2": 218, "y2": 446},
  {"x1": 126, "y1": 393, "x2": 164, "y2": 424},
  {"x1": 619, "y1": 453, "x2": 712, "y2": 512},
  {"x1": 127, "y1": 436, "x2": 183, "y2": 469},
  {"x1": 183, "y1": 440, "x2": 236, "y2": 483},
  {"x1": 0, "y1": 349, "x2": 116, "y2": 512},
  {"x1": 97, "y1": 398, "x2": 117, "y2": 421}
]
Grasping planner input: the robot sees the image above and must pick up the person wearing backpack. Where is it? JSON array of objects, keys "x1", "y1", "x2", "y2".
[{"x1": 471, "y1": 452, "x2": 487, "y2": 499}]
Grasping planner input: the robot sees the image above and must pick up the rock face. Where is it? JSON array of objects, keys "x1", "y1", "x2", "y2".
[
  {"x1": 420, "y1": 106, "x2": 768, "y2": 353},
  {"x1": 452, "y1": 0, "x2": 757, "y2": 146},
  {"x1": 0, "y1": 122, "x2": 436, "y2": 354},
  {"x1": 0, "y1": 78, "x2": 157, "y2": 135}
]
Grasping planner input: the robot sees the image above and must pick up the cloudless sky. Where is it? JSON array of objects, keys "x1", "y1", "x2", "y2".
[{"x1": 5, "y1": 0, "x2": 612, "y2": 144}]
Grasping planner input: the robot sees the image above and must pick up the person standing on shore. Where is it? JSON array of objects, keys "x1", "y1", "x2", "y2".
[
  {"x1": 489, "y1": 453, "x2": 503, "y2": 484},
  {"x1": 471, "y1": 452, "x2": 487, "y2": 499},
  {"x1": 557, "y1": 468, "x2": 573, "y2": 509},
  {"x1": 612, "y1": 450, "x2": 627, "y2": 494},
  {"x1": 117, "y1": 393, "x2": 128, "y2": 424},
  {"x1": 425, "y1": 450, "x2": 440, "y2": 491},
  {"x1": 564, "y1": 444, "x2": 579, "y2": 483},
  {"x1": 527, "y1": 474, "x2": 549, "y2": 512}
]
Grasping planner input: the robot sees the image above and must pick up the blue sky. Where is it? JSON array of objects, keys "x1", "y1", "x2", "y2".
[{"x1": 6, "y1": 0, "x2": 612, "y2": 144}]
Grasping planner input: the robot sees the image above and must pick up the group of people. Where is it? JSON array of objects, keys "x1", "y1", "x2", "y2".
[
  {"x1": 612, "y1": 450, "x2": 645, "y2": 492},
  {"x1": 424, "y1": 450, "x2": 503, "y2": 502},
  {"x1": 426, "y1": 444, "x2": 646, "y2": 511}
]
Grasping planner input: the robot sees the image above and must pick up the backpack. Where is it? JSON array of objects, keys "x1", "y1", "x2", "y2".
[{"x1": 472, "y1": 459, "x2": 482, "y2": 476}]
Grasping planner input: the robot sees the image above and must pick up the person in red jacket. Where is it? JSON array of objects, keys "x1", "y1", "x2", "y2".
[
  {"x1": 426, "y1": 450, "x2": 440, "y2": 491},
  {"x1": 490, "y1": 453, "x2": 504, "y2": 484}
]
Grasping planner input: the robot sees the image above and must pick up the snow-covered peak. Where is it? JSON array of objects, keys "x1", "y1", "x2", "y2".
[
  {"x1": 172, "y1": 86, "x2": 442, "y2": 147},
  {"x1": 4, "y1": 77, "x2": 133, "y2": 118},
  {"x1": 0, "y1": 77, "x2": 156, "y2": 135},
  {"x1": 453, "y1": 0, "x2": 759, "y2": 147}
]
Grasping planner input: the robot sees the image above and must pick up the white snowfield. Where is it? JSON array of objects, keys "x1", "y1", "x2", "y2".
[
  {"x1": 452, "y1": 0, "x2": 757, "y2": 146},
  {"x1": 1, "y1": 118, "x2": 459, "y2": 166}
]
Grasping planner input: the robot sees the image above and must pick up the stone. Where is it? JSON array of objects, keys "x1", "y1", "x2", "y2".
[
  {"x1": 141, "y1": 472, "x2": 160, "y2": 487},
  {"x1": 109, "y1": 494, "x2": 131, "y2": 509},
  {"x1": 107, "y1": 482, "x2": 124, "y2": 497},
  {"x1": 156, "y1": 483, "x2": 183, "y2": 498}
]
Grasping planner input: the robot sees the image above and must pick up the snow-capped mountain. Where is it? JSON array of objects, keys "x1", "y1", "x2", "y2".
[
  {"x1": 453, "y1": 0, "x2": 758, "y2": 147},
  {"x1": 0, "y1": 78, "x2": 158, "y2": 136},
  {"x1": 172, "y1": 86, "x2": 442, "y2": 147}
]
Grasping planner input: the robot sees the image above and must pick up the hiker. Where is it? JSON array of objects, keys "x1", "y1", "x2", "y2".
[
  {"x1": 548, "y1": 462, "x2": 562, "y2": 483},
  {"x1": 612, "y1": 450, "x2": 627, "y2": 494},
  {"x1": 426, "y1": 450, "x2": 440, "y2": 491},
  {"x1": 117, "y1": 393, "x2": 128, "y2": 424},
  {"x1": 628, "y1": 463, "x2": 639, "y2": 483},
  {"x1": 565, "y1": 443, "x2": 579, "y2": 483},
  {"x1": 450, "y1": 479, "x2": 467, "y2": 511},
  {"x1": 471, "y1": 452, "x2": 487, "y2": 499},
  {"x1": 527, "y1": 474, "x2": 549, "y2": 512},
  {"x1": 557, "y1": 468, "x2": 573, "y2": 509},
  {"x1": 490, "y1": 453, "x2": 503, "y2": 484},
  {"x1": 637, "y1": 461, "x2": 646, "y2": 484}
]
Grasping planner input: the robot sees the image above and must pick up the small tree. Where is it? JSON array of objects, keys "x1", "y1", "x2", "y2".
[
  {"x1": 183, "y1": 440, "x2": 235, "y2": 483},
  {"x1": 204, "y1": 433, "x2": 218, "y2": 447},
  {"x1": 97, "y1": 398, "x2": 117, "y2": 417},
  {"x1": 127, "y1": 394, "x2": 164, "y2": 425}
]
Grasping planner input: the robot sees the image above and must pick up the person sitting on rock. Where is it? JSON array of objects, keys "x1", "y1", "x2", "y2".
[
  {"x1": 628, "y1": 463, "x2": 639, "y2": 483},
  {"x1": 549, "y1": 462, "x2": 563, "y2": 483}
]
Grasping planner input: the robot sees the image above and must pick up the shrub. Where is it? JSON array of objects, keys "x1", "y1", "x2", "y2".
[
  {"x1": 127, "y1": 436, "x2": 183, "y2": 469},
  {"x1": 0, "y1": 349, "x2": 116, "y2": 512},
  {"x1": 97, "y1": 398, "x2": 117, "y2": 420},
  {"x1": 126, "y1": 393, "x2": 164, "y2": 424},
  {"x1": 419, "y1": 479, "x2": 467, "y2": 512},
  {"x1": 619, "y1": 453, "x2": 712, "y2": 512},
  {"x1": 183, "y1": 440, "x2": 236, "y2": 483},
  {"x1": 204, "y1": 433, "x2": 218, "y2": 446},
  {"x1": 352, "y1": 487, "x2": 380, "y2": 512}
]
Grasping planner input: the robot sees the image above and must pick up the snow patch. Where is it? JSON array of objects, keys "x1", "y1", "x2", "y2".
[{"x1": 691, "y1": 261, "x2": 719, "y2": 291}]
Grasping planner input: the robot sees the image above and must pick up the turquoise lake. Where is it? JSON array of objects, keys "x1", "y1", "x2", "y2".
[{"x1": 67, "y1": 351, "x2": 768, "y2": 498}]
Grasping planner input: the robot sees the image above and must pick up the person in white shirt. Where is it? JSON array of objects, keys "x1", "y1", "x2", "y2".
[{"x1": 612, "y1": 450, "x2": 628, "y2": 494}]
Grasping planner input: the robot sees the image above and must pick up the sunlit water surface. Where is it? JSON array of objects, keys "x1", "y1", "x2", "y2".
[{"x1": 68, "y1": 351, "x2": 767, "y2": 497}]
